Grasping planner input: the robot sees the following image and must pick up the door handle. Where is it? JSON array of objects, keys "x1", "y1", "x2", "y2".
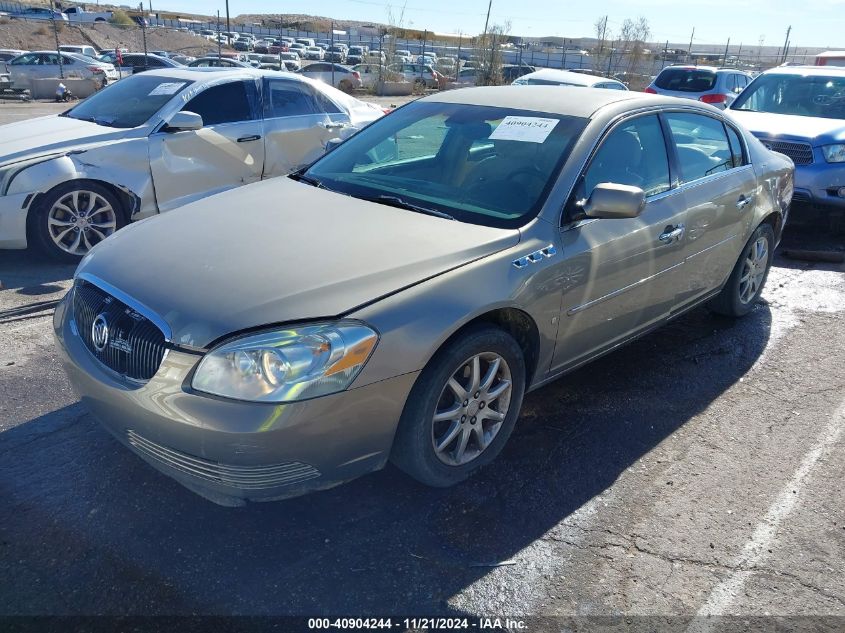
[
  {"x1": 237, "y1": 134, "x2": 261, "y2": 143},
  {"x1": 658, "y1": 224, "x2": 685, "y2": 244},
  {"x1": 736, "y1": 194, "x2": 754, "y2": 210}
]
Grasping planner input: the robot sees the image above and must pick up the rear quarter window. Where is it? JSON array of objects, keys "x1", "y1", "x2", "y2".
[{"x1": 655, "y1": 68, "x2": 717, "y2": 92}]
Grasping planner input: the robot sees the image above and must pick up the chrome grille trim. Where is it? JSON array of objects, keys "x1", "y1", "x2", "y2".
[
  {"x1": 758, "y1": 138, "x2": 814, "y2": 165},
  {"x1": 127, "y1": 430, "x2": 321, "y2": 490},
  {"x1": 72, "y1": 277, "x2": 167, "y2": 382}
]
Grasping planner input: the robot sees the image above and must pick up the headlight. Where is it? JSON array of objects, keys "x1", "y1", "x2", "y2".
[
  {"x1": 822, "y1": 144, "x2": 845, "y2": 163},
  {"x1": 191, "y1": 321, "x2": 378, "y2": 403}
]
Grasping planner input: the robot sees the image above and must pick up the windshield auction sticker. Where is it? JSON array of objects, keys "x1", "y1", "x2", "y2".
[
  {"x1": 488, "y1": 116, "x2": 559, "y2": 143},
  {"x1": 148, "y1": 82, "x2": 186, "y2": 96}
]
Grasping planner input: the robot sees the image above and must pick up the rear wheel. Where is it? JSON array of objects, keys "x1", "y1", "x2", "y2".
[
  {"x1": 338, "y1": 79, "x2": 353, "y2": 93},
  {"x1": 31, "y1": 181, "x2": 126, "y2": 262},
  {"x1": 391, "y1": 325, "x2": 526, "y2": 487},
  {"x1": 709, "y1": 223, "x2": 774, "y2": 317}
]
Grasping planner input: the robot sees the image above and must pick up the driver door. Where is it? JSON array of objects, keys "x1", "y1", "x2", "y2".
[
  {"x1": 551, "y1": 114, "x2": 689, "y2": 372},
  {"x1": 149, "y1": 79, "x2": 265, "y2": 212}
]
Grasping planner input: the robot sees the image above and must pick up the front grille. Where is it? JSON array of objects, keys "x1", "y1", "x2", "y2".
[
  {"x1": 759, "y1": 138, "x2": 814, "y2": 165},
  {"x1": 72, "y1": 279, "x2": 167, "y2": 382},
  {"x1": 127, "y1": 430, "x2": 321, "y2": 490}
]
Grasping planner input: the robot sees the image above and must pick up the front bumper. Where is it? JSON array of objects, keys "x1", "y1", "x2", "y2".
[
  {"x1": 791, "y1": 160, "x2": 845, "y2": 211},
  {"x1": 0, "y1": 191, "x2": 33, "y2": 249},
  {"x1": 53, "y1": 292, "x2": 418, "y2": 506}
]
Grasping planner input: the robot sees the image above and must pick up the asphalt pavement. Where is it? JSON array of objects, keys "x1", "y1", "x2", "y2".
[{"x1": 0, "y1": 102, "x2": 843, "y2": 625}]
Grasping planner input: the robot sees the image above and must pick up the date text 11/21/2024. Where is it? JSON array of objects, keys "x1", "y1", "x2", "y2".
[{"x1": 306, "y1": 617, "x2": 528, "y2": 630}]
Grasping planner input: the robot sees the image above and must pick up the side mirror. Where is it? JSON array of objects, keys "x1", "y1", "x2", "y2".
[
  {"x1": 164, "y1": 111, "x2": 203, "y2": 132},
  {"x1": 580, "y1": 183, "x2": 646, "y2": 219},
  {"x1": 324, "y1": 137, "x2": 344, "y2": 153}
]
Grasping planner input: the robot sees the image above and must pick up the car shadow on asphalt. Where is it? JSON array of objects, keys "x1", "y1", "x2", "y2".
[
  {"x1": 0, "y1": 249, "x2": 76, "y2": 293},
  {"x1": 0, "y1": 303, "x2": 772, "y2": 615}
]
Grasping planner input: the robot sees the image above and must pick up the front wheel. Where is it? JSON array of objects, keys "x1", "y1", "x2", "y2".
[
  {"x1": 31, "y1": 181, "x2": 126, "y2": 262},
  {"x1": 709, "y1": 222, "x2": 775, "y2": 317},
  {"x1": 391, "y1": 325, "x2": 526, "y2": 487}
]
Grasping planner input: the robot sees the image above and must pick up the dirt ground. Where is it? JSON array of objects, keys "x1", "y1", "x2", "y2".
[{"x1": 0, "y1": 19, "x2": 219, "y2": 57}]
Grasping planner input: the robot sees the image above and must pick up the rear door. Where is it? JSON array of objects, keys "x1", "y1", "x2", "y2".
[
  {"x1": 261, "y1": 77, "x2": 352, "y2": 177},
  {"x1": 149, "y1": 78, "x2": 265, "y2": 211},
  {"x1": 662, "y1": 112, "x2": 757, "y2": 307},
  {"x1": 551, "y1": 113, "x2": 689, "y2": 372}
]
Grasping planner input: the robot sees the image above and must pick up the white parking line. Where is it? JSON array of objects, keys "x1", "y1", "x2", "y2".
[{"x1": 688, "y1": 396, "x2": 845, "y2": 628}]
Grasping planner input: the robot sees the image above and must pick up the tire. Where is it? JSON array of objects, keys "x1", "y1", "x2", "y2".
[
  {"x1": 30, "y1": 181, "x2": 126, "y2": 263},
  {"x1": 390, "y1": 324, "x2": 526, "y2": 487},
  {"x1": 709, "y1": 222, "x2": 775, "y2": 317},
  {"x1": 338, "y1": 79, "x2": 353, "y2": 93}
]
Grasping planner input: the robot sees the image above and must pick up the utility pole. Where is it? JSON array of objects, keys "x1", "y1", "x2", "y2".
[
  {"x1": 722, "y1": 37, "x2": 730, "y2": 66},
  {"x1": 140, "y1": 2, "x2": 148, "y2": 67},
  {"x1": 217, "y1": 10, "x2": 221, "y2": 57},
  {"x1": 225, "y1": 0, "x2": 230, "y2": 45},
  {"x1": 482, "y1": 0, "x2": 492, "y2": 39},
  {"x1": 780, "y1": 26, "x2": 791, "y2": 64},
  {"x1": 687, "y1": 27, "x2": 695, "y2": 60},
  {"x1": 50, "y1": 0, "x2": 64, "y2": 79},
  {"x1": 331, "y1": 21, "x2": 335, "y2": 88}
]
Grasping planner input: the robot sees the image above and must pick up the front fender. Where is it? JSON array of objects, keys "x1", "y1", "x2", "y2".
[
  {"x1": 348, "y1": 221, "x2": 563, "y2": 390},
  {"x1": 6, "y1": 140, "x2": 156, "y2": 221}
]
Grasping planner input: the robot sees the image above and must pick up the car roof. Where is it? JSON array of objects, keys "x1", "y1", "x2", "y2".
[
  {"x1": 513, "y1": 68, "x2": 619, "y2": 87},
  {"x1": 422, "y1": 85, "x2": 662, "y2": 118},
  {"x1": 137, "y1": 67, "x2": 332, "y2": 85},
  {"x1": 760, "y1": 65, "x2": 845, "y2": 77}
]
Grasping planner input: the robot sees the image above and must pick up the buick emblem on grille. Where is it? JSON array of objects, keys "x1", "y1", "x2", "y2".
[{"x1": 91, "y1": 313, "x2": 110, "y2": 353}]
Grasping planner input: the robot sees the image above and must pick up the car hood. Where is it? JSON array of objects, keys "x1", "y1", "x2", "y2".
[
  {"x1": 727, "y1": 110, "x2": 845, "y2": 145},
  {"x1": 76, "y1": 177, "x2": 521, "y2": 348},
  {"x1": 0, "y1": 115, "x2": 131, "y2": 165}
]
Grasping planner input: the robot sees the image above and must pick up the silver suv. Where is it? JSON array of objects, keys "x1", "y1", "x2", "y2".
[{"x1": 646, "y1": 66, "x2": 753, "y2": 108}]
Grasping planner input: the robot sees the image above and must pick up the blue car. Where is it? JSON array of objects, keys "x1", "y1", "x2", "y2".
[{"x1": 729, "y1": 66, "x2": 845, "y2": 226}]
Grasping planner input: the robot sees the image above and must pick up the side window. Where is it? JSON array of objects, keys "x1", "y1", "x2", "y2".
[
  {"x1": 266, "y1": 80, "x2": 323, "y2": 117},
  {"x1": 665, "y1": 113, "x2": 733, "y2": 182},
  {"x1": 11, "y1": 54, "x2": 37, "y2": 65},
  {"x1": 61, "y1": 56, "x2": 75, "y2": 65},
  {"x1": 724, "y1": 74, "x2": 736, "y2": 93},
  {"x1": 583, "y1": 114, "x2": 670, "y2": 197},
  {"x1": 182, "y1": 81, "x2": 257, "y2": 126},
  {"x1": 725, "y1": 124, "x2": 746, "y2": 167}
]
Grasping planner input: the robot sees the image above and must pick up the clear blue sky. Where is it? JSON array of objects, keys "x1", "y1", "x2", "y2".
[{"x1": 152, "y1": 0, "x2": 844, "y2": 49}]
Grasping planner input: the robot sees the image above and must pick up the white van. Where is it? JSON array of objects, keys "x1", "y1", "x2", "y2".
[{"x1": 59, "y1": 45, "x2": 98, "y2": 59}]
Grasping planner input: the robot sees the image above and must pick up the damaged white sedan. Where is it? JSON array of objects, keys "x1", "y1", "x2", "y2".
[{"x1": 0, "y1": 68, "x2": 384, "y2": 260}]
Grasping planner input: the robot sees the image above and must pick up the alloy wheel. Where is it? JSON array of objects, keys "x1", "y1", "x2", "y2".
[
  {"x1": 431, "y1": 352, "x2": 512, "y2": 466},
  {"x1": 47, "y1": 190, "x2": 117, "y2": 257},
  {"x1": 738, "y1": 235, "x2": 769, "y2": 304}
]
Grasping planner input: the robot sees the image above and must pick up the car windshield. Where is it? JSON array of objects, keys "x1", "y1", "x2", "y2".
[
  {"x1": 655, "y1": 68, "x2": 717, "y2": 92},
  {"x1": 303, "y1": 101, "x2": 587, "y2": 229},
  {"x1": 732, "y1": 73, "x2": 845, "y2": 119},
  {"x1": 62, "y1": 74, "x2": 192, "y2": 128}
]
